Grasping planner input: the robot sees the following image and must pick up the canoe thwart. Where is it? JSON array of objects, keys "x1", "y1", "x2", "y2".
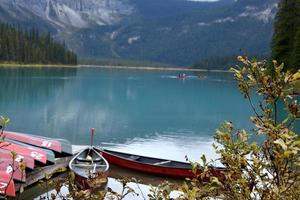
[
  {"x1": 129, "y1": 155, "x2": 140, "y2": 161},
  {"x1": 72, "y1": 163, "x2": 107, "y2": 167},
  {"x1": 76, "y1": 156, "x2": 102, "y2": 163},
  {"x1": 153, "y1": 160, "x2": 172, "y2": 166}
]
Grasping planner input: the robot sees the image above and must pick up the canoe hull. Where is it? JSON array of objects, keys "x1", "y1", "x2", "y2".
[
  {"x1": 0, "y1": 159, "x2": 26, "y2": 182},
  {"x1": 74, "y1": 171, "x2": 108, "y2": 189},
  {"x1": 96, "y1": 148, "x2": 224, "y2": 179},
  {"x1": 0, "y1": 171, "x2": 16, "y2": 197},
  {"x1": 96, "y1": 148, "x2": 195, "y2": 179},
  {"x1": 0, "y1": 149, "x2": 35, "y2": 169},
  {"x1": 0, "y1": 142, "x2": 48, "y2": 164},
  {"x1": 3, "y1": 131, "x2": 73, "y2": 155}
]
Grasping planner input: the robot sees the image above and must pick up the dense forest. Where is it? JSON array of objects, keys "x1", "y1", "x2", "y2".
[
  {"x1": 192, "y1": 54, "x2": 271, "y2": 70},
  {"x1": 0, "y1": 23, "x2": 77, "y2": 65},
  {"x1": 192, "y1": 56, "x2": 238, "y2": 70},
  {"x1": 272, "y1": 0, "x2": 300, "y2": 70},
  {"x1": 79, "y1": 58, "x2": 173, "y2": 68}
]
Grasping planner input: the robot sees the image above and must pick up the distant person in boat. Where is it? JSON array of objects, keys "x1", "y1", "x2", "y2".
[{"x1": 178, "y1": 73, "x2": 186, "y2": 79}]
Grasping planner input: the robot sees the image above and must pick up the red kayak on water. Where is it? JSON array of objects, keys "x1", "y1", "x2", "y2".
[
  {"x1": 95, "y1": 148, "x2": 224, "y2": 179},
  {"x1": 0, "y1": 170, "x2": 16, "y2": 197},
  {"x1": 3, "y1": 131, "x2": 72, "y2": 155},
  {"x1": 0, "y1": 142, "x2": 48, "y2": 164},
  {"x1": 0, "y1": 149, "x2": 35, "y2": 169}
]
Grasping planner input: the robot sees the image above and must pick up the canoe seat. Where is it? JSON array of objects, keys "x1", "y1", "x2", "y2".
[
  {"x1": 153, "y1": 160, "x2": 171, "y2": 166},
  {"x1": 76, "y1": 156, "x2": 102, "y2": 163},
  {"x1": 129, "y1": 155, "x2": 140, "y2": 161}
]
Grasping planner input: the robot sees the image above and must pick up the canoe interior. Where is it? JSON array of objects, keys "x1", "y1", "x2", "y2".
[
  {"x1": 103, "y1": 149, "x2": 192, "y2": 169},
  {"x1": 70, "y1": 148, "x2": 108, "y2": 179}
]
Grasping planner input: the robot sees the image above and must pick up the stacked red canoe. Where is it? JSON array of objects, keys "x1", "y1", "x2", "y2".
[{"x1": 0, "y1": 131, "x2": 72, "y2": 197}]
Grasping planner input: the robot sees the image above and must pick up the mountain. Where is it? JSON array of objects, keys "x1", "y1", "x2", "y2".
[{"x1": 0, "y1": 0, "x2": 278, "y2": 66}]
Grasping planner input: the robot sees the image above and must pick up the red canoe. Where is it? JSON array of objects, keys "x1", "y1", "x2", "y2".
[
  {"x1": 3, "y1": 131, "x2": 63, "y2": 153},
  {"x1": 6, "y1": 138, "x2": 56, "y2": 163},
  {"x1": 0, "y1": 170, "x2": 16, "y2": 197},
  {"x1": 95, "y1": 148, "x2": 224, "y2": 179},
  {"x1": 0, "y1": 159, "x2": 26, "y2": 182},
  {"x1": 0, "y1": 149, "x2": 35, "y2": 169},
  {"x1": 0, "y1": 142, "x2": 48, "y2": 164}
]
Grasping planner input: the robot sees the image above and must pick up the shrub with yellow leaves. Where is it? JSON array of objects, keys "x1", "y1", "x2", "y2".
[{"x1": 151, "y1": 57, "x2": 300, "y2": 200}]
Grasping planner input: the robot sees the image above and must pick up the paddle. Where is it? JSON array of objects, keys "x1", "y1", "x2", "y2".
[
  {"x1": 87, "y1": 128, "x2": 96, "y2": 164},
  {"x1": 90, "y1": 128, "x2": 95, "y2": 147}
]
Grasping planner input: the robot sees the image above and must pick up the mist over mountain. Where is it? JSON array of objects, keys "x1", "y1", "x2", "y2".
[{"x1": 0, "y1": 0, "x2": 278, "y2": 66}]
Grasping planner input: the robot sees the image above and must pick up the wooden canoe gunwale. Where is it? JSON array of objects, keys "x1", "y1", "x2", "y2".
[{"x1": 96, "y1": 147, "x2": 192, "y2": 169}]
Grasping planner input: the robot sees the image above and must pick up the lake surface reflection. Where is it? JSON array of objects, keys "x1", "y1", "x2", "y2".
[{"x1": 0, "y1": 67, "x2": 255, "y2": 162}]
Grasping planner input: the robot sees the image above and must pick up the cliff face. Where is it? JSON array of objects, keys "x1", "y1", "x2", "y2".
[
  {"x1": 0, "y1": 0, "x2": 279, "y2": 66},
  {"x1": 0, "y1": 0, "x2": 133, "y2": 29}
]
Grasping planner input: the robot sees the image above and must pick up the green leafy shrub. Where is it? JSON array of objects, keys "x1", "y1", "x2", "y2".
[{"x1": 153, "y1": 57, "x2": 300, "y2": 200}]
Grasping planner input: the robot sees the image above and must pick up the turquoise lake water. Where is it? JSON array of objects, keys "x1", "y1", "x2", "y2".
[{"x1": 0, "y1": 67, "x2": 255, "y2": 162}]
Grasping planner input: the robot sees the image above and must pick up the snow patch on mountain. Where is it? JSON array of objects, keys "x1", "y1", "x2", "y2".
[
  {"x1": 239, "y1": 4, "x2": 277, "y2": 23},
  {"x1": 1, "y1": 0, "x2": 134, "y2": 29},
  {"x1": 197, "y1": 22, "x2": 210, "y2": 26},
  {"x1": 128, "y1": 36, "x2": 140, "y2": 44},
  {"x1": 214, "y1": 17, "x2": 235, "y2": 23},
  {"x1": 110, "y1": 31, "x2": 118, "y2": 40},
  {"x1": 197, "y1": 2, "x2": 277, "y2": 26}
]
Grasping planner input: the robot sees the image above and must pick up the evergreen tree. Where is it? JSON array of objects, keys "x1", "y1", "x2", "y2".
[
  {"x1": 292, "y1": 29, "x2": 300, "y2": 68},
  {"x1": 0, "y1": 22, "x2": 77, "y2": 65},
  {"x1": 272, "y1": 0, "x2": 300, "y2": 70}
]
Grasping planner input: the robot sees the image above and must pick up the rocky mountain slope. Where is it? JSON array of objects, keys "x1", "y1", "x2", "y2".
[{"x1": 0, "y1": 0, "x2": 279, "y2": 66}]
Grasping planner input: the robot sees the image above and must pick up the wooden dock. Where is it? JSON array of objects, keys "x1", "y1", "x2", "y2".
[{"x1": 15, "y1": 156, "x2": 72, "y2": 191}]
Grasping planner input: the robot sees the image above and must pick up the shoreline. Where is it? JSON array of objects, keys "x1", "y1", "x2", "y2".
[
  {"x1": 79, "y1": 65, "x2": 232, "y2": 73},
  {"x1": 0, "y1": 63, "x2": 77, "y2": 68},
  {"x1": 0, "y1": 63, "x2": 232, "y2": 73}
]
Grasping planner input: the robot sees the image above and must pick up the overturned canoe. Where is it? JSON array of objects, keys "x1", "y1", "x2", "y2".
[
  {"x1": 3, "y1": 131, "x2": 72, "y2": 155},
  {"x1": 5, "y1": 138, "x2": 55, "y2": 164},
  {"x1": 0, "y1": 159, "x2": 26, "y2": 182},
  {"x1": 0, "y1": 149, "x2": 35, "y2": 169},
  {"x1": 0, "y1": 170, "x2": 16, "y2": 197},
  {"x1": 0, "y1": 142, "x2": 49, "y2": 164}
]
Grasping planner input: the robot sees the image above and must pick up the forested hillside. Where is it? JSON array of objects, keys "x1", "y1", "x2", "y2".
[
  {"x1": 0, "y1": 23, "x2": 77, "y2": 65},
  {"x1": 272, "y1": 0, "x2": 300, "y2": 70}
]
